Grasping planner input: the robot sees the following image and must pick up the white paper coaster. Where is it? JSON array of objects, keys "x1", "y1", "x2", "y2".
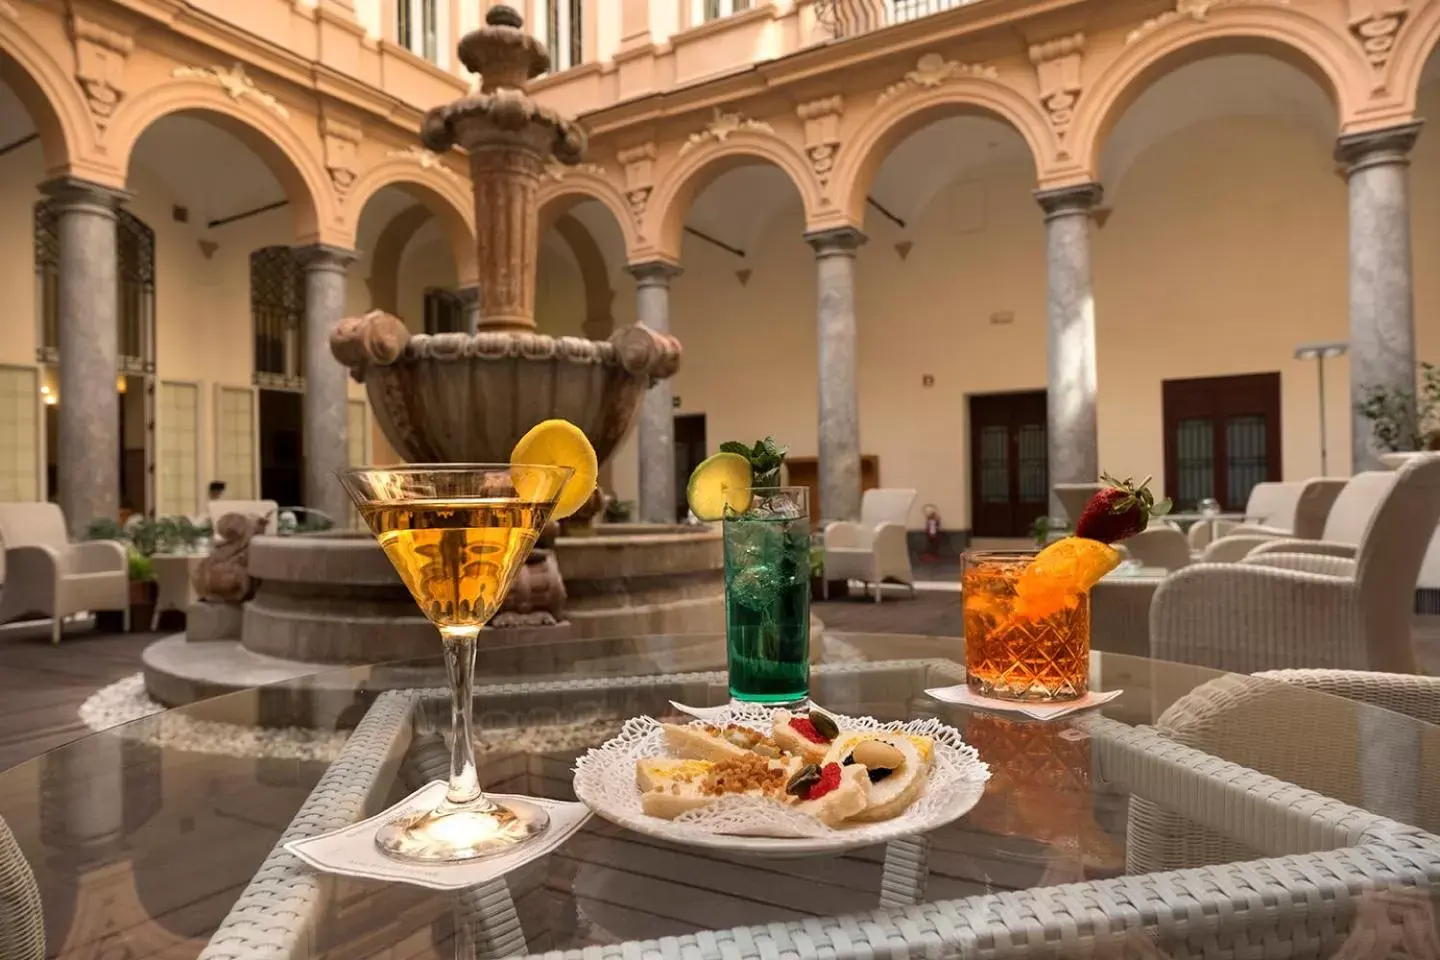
[
  {"x1": 924, "y1": 685, "x2": 1123, "y2": 721},
  {"x1": 285, "y1": 782, "x2": 591, "y2": 891}
]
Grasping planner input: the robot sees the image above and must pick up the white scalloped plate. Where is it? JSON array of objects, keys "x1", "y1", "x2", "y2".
[{"x1": 572, "y1": 704, "x2": 990, "y2": 859}]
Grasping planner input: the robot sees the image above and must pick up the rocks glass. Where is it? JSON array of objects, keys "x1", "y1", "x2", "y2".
[
  {"x1": 963, "y1": 551, "x2": 1089, "y2": 701},
  {"x1": 723, "y1": 487, "x2": 811, "y2": 705}
]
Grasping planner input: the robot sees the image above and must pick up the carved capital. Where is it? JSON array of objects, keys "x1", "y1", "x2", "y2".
[
  {"x1": 618, "y1": 142, "x2": 657, "y2": 228},
  {"x1": 1029, "y1": 33, "x2": 1084, "y2": 158},
  {"x1": 797, "y1": 95, "x2": 843, "y2": 188},
  {"x1": 69, "y1": 14, "x2": 134, "y2": 126},
  {"x1": 321, "y1": 111, "x2": 362, "y2": 196},
  {"x1": 1346, "y1": 0, "x2": 1407, "y2": 80}
]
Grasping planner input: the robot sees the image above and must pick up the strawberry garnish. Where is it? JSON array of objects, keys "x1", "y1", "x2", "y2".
[
  {"x1": 788, "y1": 716, "x2": 829, "y2": 744},
  {"x1": 804, "y1": 763, "x2": 842, "y2": 800},
  {"x1": 1074, "y1": 474, "x2": 1171, "y2": 545}
]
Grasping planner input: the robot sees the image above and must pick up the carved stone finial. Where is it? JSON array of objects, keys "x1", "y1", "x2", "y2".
[{"x1": 193, "y1": 514, "x2": 266, "y2": 603}]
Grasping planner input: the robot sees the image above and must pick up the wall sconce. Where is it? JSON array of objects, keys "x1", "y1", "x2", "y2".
[
  {"x1": 40, "y1": 385, "x2": 56, "y2": 406},
  {"x1": 117, "y1": 375, "x2": 127, "y2": 394}
]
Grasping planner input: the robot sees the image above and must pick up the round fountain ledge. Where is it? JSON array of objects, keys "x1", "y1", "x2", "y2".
[{"x1": 247, "y1": 531, "x2": 403, "y2": 585}]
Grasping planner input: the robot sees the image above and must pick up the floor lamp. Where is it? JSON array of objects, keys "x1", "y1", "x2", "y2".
[{"x1": 1294, "y1": 341, "x2": 1348, "y2": 476}]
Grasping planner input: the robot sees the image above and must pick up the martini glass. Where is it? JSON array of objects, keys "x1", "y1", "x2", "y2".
[{"x1": 338, "y1": 463, "x2": 573, "y2": 863}]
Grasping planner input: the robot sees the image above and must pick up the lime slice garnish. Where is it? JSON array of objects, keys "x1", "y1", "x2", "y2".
[
  {"x1": 511, "y1": 419, "x2": 598, "y2": 519},
  {"x1": 686, "y1": 452, "x2": 753, "y2": 521}
]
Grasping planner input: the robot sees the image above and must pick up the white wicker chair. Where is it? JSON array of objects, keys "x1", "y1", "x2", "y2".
[
  {"x1": 1149, "y1": 455, "x2": 1440, "y2": 675},
  {"x1": 1201, "y1": 474, "x2": 1384, "y2": 563},
  {"x1": 1128, "y1": 668, "x2": 1440, "y2": 875},
  {"x1": 1116, "y1": 526, "x2": 1191, "y2": 571},
  {"x1": 822, "y1": 489, "x2": 916, "y2": 603},
  {"x1": 0, "y1": 503, "x2": 129, "y2": 644},
  {"x1": 0, "y1": 815, "x2": 43, "y2": 960}
]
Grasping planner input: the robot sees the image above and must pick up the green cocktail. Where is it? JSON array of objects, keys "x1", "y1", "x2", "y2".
[{"x1": 722, "y1": 487, "x2": 811, "y2": 704}]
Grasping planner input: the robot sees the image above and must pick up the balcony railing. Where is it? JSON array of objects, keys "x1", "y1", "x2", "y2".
[{"x1": 814, "y1": 0, "x2": 981, "y2": 38}]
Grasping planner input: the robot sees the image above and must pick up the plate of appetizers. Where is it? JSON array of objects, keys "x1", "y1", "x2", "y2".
[{"x1": 572, "y1": 703, "x2": 990, "y2": 857}]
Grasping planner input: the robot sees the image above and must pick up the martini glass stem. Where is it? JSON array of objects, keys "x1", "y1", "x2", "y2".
[{"x1": 439, "y1": 625, "x2": 489, "y2": 808}]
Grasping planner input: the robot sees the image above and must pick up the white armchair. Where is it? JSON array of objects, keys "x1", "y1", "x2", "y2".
[
  {"x1": 0, "y1": 503, "x2": 129, "y2": 644},
  {"x1": 1200, "y1": 473, "x2": 1387, "y2": 563},
  {"x1": 1150, "y1": 455, "x2": 1440, "y2": 675},
  {"x1": 822, "y1": 488, "x2": 917, "y2": 603}
]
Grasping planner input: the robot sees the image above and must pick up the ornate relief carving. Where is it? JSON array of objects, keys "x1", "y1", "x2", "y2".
[
  {"x1": 69, "y1": 15, "x2": 134, "y2": 125},
  {"x1": 677, "y1": 108, "x2": 775, "y2": 156},
  {"x1": 618, "y1": 143, "x2": 657, "y2": 226},
  {"x1": 543, "y1": 158, "x2": 607, "y2": 181},
  {"x1": 322, "y1": 115, "x2": 362, "y2": 196},
  {"x1": 386, "y1": 144, "x2": 461, "y2": 181},
  {"x1": 171, "y1": 63, "x2": 290, "y2": 119},
  {"x1": 1127, "y1": 0, "x2": 1290, "y2": 44},
  {"x1": 1029, "y1": 33, "x2": 1084, "y2": 159},
  {"x1": 876, "y1": 53, "x2": 1000, "y2": 105},
  {"x1": 1346, "y1": 0, "x2": 1407, "y2": 75},
  {"x1": 797, "y1": 96, "x2": 843, "y2": 188}
]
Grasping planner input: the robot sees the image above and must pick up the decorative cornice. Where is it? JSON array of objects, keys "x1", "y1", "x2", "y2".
[
  {"x1": 677, "y1": 108, "x2": 775, "y2": 156},
  {"x1": 876, "y1": 53, "x2": 999, "y2": 105},
  {"x1": 171, "y1": 63, "x2": 290, "y2": 119},
  {"x1": 385, "y1": 144, "x2": 461, "y2": 182},
  {"x1": 1127, "y1": 0, "x2": 1290, "y2": 45}
]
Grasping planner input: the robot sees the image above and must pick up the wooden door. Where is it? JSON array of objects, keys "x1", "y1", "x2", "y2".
[
  {"x1": 1162, "y1": 373, "x2": 1281, "y2": 511},
  {"x1": 968, "y1": 391, "x2": 1048, "y2": 538},
  {"x1": 673, "y1": 413, "x2": 707, "y2": 522},
  {"x1": 784, "y1": 455, "x2": 880, "y2": 525}
]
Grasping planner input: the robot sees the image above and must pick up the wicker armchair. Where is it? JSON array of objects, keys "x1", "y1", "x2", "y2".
[
  {"x1": 1115, "y1": 526, "x2": 1191, "y2": 571},
  {"x1": 0, "y1": 815, "x2": 44, "y2": 960},
  {"x1": 0, "y1": 502, "x2": 129, "y2": 644},
  {"x1": 1127, "y1": 668, "x2": 1440, "y2": 876},
  {"x1": 822, "y1": 489, "x2": 916, "y2": 603},
  {"x1": 1150, "y1": 455, "x2": 1440, "y2": 675},
  {"x1": 1202, "y1": 474, "x2": 1384, "y2": 563}
]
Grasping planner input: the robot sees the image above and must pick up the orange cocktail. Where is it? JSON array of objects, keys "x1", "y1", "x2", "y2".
[{"x1": 963, "y1": 550, "x2": 1091, "y2": 701}]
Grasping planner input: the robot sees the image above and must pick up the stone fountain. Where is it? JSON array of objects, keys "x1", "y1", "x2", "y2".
[{"x1": 141, "y1": 8, "x2": 728, "y2": 711}]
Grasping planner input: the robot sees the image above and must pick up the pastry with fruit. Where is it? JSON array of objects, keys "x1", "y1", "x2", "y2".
[{"x1": 772, "y1": 708, "x2": 839, "y2": 764}]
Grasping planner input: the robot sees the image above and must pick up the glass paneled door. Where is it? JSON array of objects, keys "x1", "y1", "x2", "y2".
[
  {"x1": 1162, "y1": 373, "x2": 1282, "y2": 511},
  {"x1": 968, "y1": 391, "x2": 1048, "y2": 538}
]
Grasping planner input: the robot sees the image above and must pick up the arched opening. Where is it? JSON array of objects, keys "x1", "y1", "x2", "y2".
[
  {"x1": 851, "y1": 109, "x2": 1041, "y2": 538},
  {"x1": 1096, "y1": 51, "x2": 1340, "y2": 508}
]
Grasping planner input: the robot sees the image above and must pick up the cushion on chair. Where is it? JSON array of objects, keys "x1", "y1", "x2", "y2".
[{"x1": 0, "y1": 503, "x2": 69, "y2": 551}]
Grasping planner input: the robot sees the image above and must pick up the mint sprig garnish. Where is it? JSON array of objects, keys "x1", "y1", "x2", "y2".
[{"x1": 719, "y1": 436, "x2": 787, "y2": 487}]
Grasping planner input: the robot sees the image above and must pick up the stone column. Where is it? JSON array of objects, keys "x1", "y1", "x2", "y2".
[
  {"x1": 629, "y1": 262, "x2": 681, "y2": 524},
  {"x1": 1336, "y1": 122, "x2": 1421, "y2": 471},
  {"x1": 41, "y1": 178, "x2": 127, "y2": 535},
  {"x1": 1035, "y1": 183, "x2": 1101, "y2": 518},
  {"x1": 805, "y1": 227, "x2": 866, "y2": 523},
  {"x1": 457, "y1": 284, "x2": 481, "y2": 333},
  {"x1": 296, "y1": 244, "x2": 357, "y2": 525}
]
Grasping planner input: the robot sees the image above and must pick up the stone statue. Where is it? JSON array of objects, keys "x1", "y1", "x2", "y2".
[
  {"x1": 193, "y1": 513, "x2": 267, "y2": 603},
  {"x1": 494, "y1": 521, "x2": 566, "y2": 626}
]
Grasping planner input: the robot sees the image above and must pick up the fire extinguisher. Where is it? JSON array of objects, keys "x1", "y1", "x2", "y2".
[{"x1": 921, "y1": 504, "x2": 942, "y2": 563}]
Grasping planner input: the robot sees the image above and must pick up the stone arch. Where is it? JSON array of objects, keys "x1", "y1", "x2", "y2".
[
  {"x1": 365, "y1": 203, "x2": 434, "y2": 317},
  {"x1": 0, "y1": 17, "x2": 93, "y2": 177},
  {"x1": 343, "y1": 158, "x2": 478, "y2": 286},
  {"x1": 648, "y1": 133, "x2": 820, "y2": 263},
  {"x1": 107, "y1": 81, "x2": 332, "y2": 245},
  {"x1": 537, "y1": 170, "x2": 640, "y2": 261},
  {"x1": 1392, "y1": 3, "x2": 1440, "y2": 116},
  {"x1": 1073, "y1": 9, "x2": 1361, "y2": 180},
  {"x1": 552, "y1": 213, "x2": 617, "y2": 338},
  {"x1": 831, "y1": 79, "x2": 1051, "y2": 229}
]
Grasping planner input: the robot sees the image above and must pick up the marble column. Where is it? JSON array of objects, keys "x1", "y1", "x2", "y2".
[
  {"x1": 457, "y1": 284, "x2": 481, "y2": 333},
  {"x1": 296, "y1": 244, "x2": 357, "y2": 524},
  {"x1": 41, "y1": 178, "x2": 127, "y2": 535},
  {"x1": 630, "y1": 261, "x2": 682, "y2": 524},
  {"x1": 1035, "y1": 183, "x2": 1101, "y2": 518},
  {"x1": 1335, "y1": 122, "x2": 1422, "y2": 471},
  {"x1": 806, "y1": 227, "x2": 866, "y2": 523}
]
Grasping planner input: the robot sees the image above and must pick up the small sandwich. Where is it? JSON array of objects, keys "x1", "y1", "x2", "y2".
[
  {"x1": 662, "y1": 723, "x2": 772, "y2": 762},
  {"x1": 638, "y1": 753, "x2": 792, "y2": 819},
  {"x1": 824, "y1": 731, "x2": 927, "y2": 822},
  {"x1": 789, "y1": 761, "x2": 870, "y2": 826},
  {"x1": 772, "y1": 709, "x2": 839, "y2": 764}
]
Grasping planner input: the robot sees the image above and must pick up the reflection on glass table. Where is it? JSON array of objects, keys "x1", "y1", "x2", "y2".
[{"x1": 0, "y1": 632, "x2": 1436, "y2": 959}]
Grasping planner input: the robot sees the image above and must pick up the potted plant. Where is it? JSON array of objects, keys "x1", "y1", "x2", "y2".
[
  {"x1": 126, "y1": 548, "x2": 157, "y2": 633},
  {"x1": 1357, "y1": 362, "x2": 1440, "y2": 466},
  {"x1": 603, "y1": 497, "x2": 635, "y2": 524}
]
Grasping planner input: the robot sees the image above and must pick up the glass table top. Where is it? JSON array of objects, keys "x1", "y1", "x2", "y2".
[{"x1": 2, "y1": 631, "x2": 1436, "y2": 958}]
